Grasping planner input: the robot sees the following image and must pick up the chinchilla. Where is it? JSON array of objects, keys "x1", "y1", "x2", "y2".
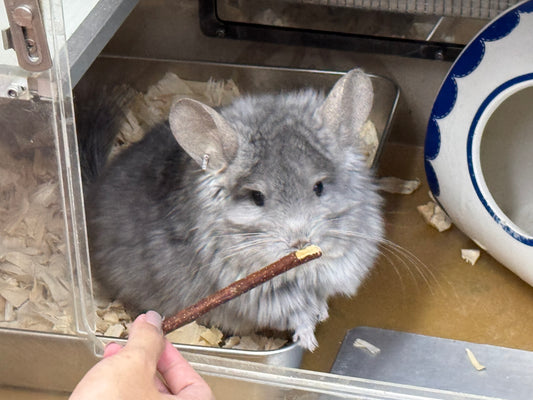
[{"x1": 79, "y1": 69, "x2": 383, "y2": 350}]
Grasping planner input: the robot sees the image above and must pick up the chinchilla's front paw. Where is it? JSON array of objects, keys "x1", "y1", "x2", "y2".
[
  {"x1": 293, "y1": 327, "x2": 318, "y2": 352},
  {"x1": 317, "y1": 303, "x2": 329, "y2": 322}
]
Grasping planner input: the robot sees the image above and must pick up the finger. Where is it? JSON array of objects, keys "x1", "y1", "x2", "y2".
[
  {"x1": 157, "y1": 340, "x2": 213, "y2": 399},
  {"x1": 103, "y1": 342, "x2": 122, "y2": 358},
  {"x1": 124, "y1": 311, "x2": 166, "y2": 368}
]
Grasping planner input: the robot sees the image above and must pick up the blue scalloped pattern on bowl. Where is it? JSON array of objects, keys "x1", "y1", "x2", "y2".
[{"x1": 424, "y1": 0, "x2": 533, "y2": 197}]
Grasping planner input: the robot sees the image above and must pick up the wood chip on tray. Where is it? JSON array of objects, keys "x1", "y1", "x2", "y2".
[
  {"x1": 104, "y1": 323, "x2": 126, "y2": 338},
  {"x1": 417, "y1": 200, "x2": 452, "y2": 232},
  {"x1": 465, "y1": 347, "x2": 486, "y2": 371},
  {"x1": 353, "y1": 338, "x2": 381, "y2": 355},
  {"x1": 379, "y1": 177, "x2": 421, "y2": 195},
  {"x1": 461, "y1": 249, "x2": 481, "y2": 265},
  {"x1": 359, "y1": 120, "x2": 379, "y2": 168}
]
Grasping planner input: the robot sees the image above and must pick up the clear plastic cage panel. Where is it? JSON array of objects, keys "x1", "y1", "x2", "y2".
[{"x1": 0, "y1": 0, "x2": 95, "y2": 339}]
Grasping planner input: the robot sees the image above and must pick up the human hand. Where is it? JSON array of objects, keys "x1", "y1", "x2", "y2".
[{"x1": 70, "y1": 311, "x2": 214, "y2": 399}]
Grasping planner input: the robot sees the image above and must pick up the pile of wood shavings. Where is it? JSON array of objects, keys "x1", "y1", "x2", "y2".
[
  {"x1": 110, "y1": 72, "x2": 241, "y2": 158},
  {"x1": 94, "y1": 300, "x2": 288, "y2": 350},
  {"x1": 0, "y1": 143, "x2": 74, "y2": 333},
  {"x1": 165, "y1": 321, "x2": 288, "y2": 351}
]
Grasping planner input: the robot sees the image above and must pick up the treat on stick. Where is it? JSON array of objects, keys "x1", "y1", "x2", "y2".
[{"x1": 161, "y1": 245, "x2": 322, "y2": 334}]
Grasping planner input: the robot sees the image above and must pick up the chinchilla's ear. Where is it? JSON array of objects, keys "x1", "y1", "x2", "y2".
[
  {"x1": 317, "y1": 69, "x2": 373, "y2": 147},
  {"x1": 169, "y1": 98, "x2": 239, "y2": 172}
]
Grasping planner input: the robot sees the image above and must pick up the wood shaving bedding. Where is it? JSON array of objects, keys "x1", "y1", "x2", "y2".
[
  {"x1": 95, "y1": 301, "x2": 288, "y2": 350},
  {"x1": 110, "y1": 72, "x2": 241, "y2": 158},
  {"x1": 0, "y1": 74, "x2": 238, "y2": 337},
  {"x1": 0, "y1": 142, "x2": 73, "y2": 333}
]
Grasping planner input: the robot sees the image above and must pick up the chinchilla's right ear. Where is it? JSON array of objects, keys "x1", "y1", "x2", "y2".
[{"x1": 169, "y1": 98, "x2": 239, "y2": 172}]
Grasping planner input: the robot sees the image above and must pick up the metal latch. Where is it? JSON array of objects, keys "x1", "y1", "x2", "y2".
[{"x1": 3, "y1": 0, "x2": 52, "y2": 72}]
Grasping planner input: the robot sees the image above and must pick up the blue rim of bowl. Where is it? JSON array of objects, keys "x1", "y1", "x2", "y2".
[
  {"x1": 424, "y1": 0, "x2": 533, "y2": 244},
  {"x1": 466, "y1": 74, "x2": 533, "y2": 245}
]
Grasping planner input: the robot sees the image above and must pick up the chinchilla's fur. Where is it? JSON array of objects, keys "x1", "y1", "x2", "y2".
[{"x1": 80, "y1": 69, "x2": 383, "y2": 350}]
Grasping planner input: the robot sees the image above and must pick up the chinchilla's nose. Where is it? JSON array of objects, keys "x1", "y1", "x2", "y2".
[
  {"x1": 285, "y1": 212, "x2": 312, "y2": 249},
  {"x1": 291, "y1": 238, "x2": 311, "y2": 250}
]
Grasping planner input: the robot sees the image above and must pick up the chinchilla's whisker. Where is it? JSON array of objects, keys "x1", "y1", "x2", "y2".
[
  {"x1": 327, "y1": 228, "x2": 382, "y2": 244},
  {"x1": 222, "y1": 236, "x2": 291, "y2": 260},
  {"x1": 328, "y1": 228, "x2": 442, "y2": 294},
  {"x1": 211, "y1": 231, "x2": 267, "y2": 240},
  {"x1": 381, "y1": 238, "x2": 439, "y2": 283},
  {"x1": 377, "y1": 242, "x2": 430, "y2": 294},
  {"x1": 379, "y1": 239, "x2": 447, "y2": 295},
  {"x1": 188, "y1": 237, "x2": 271, "y2": 274},
  {"x1": 222, "y1": 239, "x2": 273, "y2": 255},
  {"x1": 374, "y1": 245, "x2": 407, "y2": 291}
]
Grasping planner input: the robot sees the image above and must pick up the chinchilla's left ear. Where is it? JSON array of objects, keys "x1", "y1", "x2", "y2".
[
  {"x1": 316, "y1": 69, "x2": 374, "y2": 147},
  {"x1": 169, "y1": 98, "x2": 239, "y2": 172}
]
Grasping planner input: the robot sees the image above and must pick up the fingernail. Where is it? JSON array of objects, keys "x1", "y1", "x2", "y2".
[
  {"x1": 145, "y1": 310, "x2": 162, "y2": 331},
  {"x1": 103, "y1": 341, "x2": 115, "y2": 355},
  {"x1": 103, "y1": 342, "x2": 121, "y2": 358}
]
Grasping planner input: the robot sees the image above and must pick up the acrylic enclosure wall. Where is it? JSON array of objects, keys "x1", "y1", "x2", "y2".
[{"x1": 0, "y1": 0, "x2": 94, "y2": 337}]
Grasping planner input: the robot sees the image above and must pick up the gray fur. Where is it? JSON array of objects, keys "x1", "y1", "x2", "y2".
[{"x1": 85, "y1": 69, "x2": 383, "y2": 350}]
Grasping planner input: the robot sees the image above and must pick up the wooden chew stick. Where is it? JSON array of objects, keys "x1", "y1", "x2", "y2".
[{"x1": 162, "y1": 245, "x2": 322, "y2": 334}]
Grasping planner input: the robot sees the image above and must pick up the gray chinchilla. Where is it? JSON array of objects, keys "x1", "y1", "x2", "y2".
[{"x1": 82, "y1": 69, "x2": 383, "y2": 350}]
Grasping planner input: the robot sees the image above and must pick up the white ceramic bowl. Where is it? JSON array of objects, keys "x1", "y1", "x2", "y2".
[{"x1": 425, "y1": 0, "x2": 533, "y2": 285}]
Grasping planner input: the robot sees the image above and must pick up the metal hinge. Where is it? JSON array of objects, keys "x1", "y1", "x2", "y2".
[{"x1": 2, "y1": 0, "x2": 52, "y2": 72}]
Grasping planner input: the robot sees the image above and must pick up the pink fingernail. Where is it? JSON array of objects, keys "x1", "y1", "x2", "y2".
[{"x1": 145, "y1": 310, "x2": 162, "y2": 330}]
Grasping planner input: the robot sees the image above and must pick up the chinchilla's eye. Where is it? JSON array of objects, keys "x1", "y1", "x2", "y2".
[
  {"x1": 251, "y1": 190, "x2": 265, "y2": 206},
  {"x1": 313, "y1": 181, "x2": 324, "y2": 197}
]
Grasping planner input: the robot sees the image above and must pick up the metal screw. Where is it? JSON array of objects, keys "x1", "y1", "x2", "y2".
[
  {"x1": 25, "y1": 38, "x2": 38, "y2": 59},
  {"x1": 12, "y1": 5, "x2": 33, "y2": 28},
  {"x1": 434, "y1": 49, "x2": 444, "y2": 61},
  {"x1": 215, "y1": 28, "x2": 226, "y2": 38},
  {"x1": 7, "y1": 83, "x2": 26, "y2": 98}
]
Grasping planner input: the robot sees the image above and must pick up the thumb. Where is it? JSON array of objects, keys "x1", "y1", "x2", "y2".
[{"x1": 124, "y1": 311, "x2": 166, "y2": 368}]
